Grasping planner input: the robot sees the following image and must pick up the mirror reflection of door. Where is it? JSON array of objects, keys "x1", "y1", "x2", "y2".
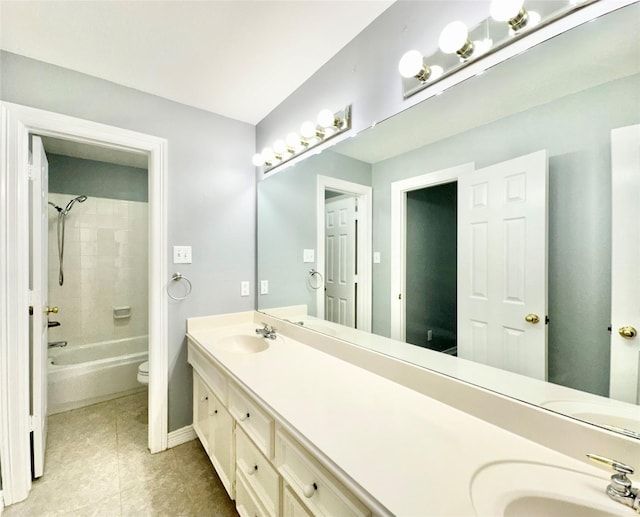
[
  {"x1": 396, "y1": 150, "x2": 548, "y2": 380},
  {"x1": 325, "y1": 193, "x2": 357, "y2": 327}
]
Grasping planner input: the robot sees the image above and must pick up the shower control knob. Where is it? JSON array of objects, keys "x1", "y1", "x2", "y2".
[{"x1": 45, "y1": 306, "x2": 58, "y2": 315}]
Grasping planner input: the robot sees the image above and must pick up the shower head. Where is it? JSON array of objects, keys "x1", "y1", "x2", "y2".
[{"x1": 63, "y1": 195, "x2": 88, "y2": 214}]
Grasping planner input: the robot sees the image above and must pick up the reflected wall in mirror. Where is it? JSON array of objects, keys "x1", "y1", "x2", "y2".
[{"x1": 257, "y1": 5, "x2": 640, "y2": 437}]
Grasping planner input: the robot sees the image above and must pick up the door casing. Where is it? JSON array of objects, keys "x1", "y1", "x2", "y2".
[{"x1": 0, "y1": 102, "x2": 169, "y2": 505}]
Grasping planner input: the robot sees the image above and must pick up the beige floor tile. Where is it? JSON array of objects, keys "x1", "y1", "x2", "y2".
[{"x1": 4, "y1": 392, "x2": 238, "y2": 517}]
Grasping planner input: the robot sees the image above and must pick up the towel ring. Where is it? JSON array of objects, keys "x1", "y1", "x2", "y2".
[
  {"x1": 168, "y1": 272, "x2": 192, "y2": 301},
  {"x1": 307, "y1": 269, "x2": 323, "y2": 290}
]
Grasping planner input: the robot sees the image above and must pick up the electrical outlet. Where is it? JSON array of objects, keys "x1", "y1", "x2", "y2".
[
  {"x1": 173, "y1": 246, "x2": 192, "y2": 264},
  {"x1": 240, "y1": 281, "x2": 250, "y2": 297},
  {"x1": 260, "y1": 280, "x2": 269, "y2": 295},
  {"x1": 427, "y1": 329, "x2": 433, "y2": 342}
]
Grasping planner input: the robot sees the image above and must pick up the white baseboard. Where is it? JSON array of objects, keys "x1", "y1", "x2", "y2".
[
  {"x1": 0, "y1": 491, "x2": 4, "y2": 515},
  {"x1": 167, "y1": 425, "x2": 196, "y2": 448}
]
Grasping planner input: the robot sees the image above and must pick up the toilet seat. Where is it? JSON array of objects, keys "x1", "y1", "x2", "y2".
[{"x1": 137, "y1": 360, "x2": 149, "y2": 384}]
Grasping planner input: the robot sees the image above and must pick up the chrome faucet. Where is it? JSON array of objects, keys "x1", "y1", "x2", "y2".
[
  {"x1": 587, "y1": 454, "x2": 640, "y2": 513},
  {"x1": 255, "y1": 323, "x2": 277, "y2": 339},
  {"x1": 48, "y1": 340, "x2": 67, "y2": 348}
]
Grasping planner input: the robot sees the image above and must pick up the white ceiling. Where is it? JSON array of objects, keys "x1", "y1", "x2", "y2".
[{"x1": 0, "y1": 0, "x2": 394, "y2": 125}]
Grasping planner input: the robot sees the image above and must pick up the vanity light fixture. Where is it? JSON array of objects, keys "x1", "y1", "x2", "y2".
[
  {"x1": 398, "y1": 0, "x2": 598, "y2": 100},
  {"x1": 252, "y1": 105, "x2": 352, "y2": 174},
  {"x1": 439, "y1": 21, "x2": 475, "y2": 59}
]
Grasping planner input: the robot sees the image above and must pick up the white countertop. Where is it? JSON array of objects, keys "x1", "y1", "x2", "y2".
[{"x1": 187, "y1": 312, "x2": 627, "y2": 516}]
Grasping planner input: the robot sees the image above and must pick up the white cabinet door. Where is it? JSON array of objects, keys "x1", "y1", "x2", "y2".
[
  {"x1": 458, "y1": 150, "x2": 548, "y2": 380},
  {"x1": 30, "y1": 135, "x2": 49, "y2": 478},
  {"x1": 209, "y1": 391, "x2": 235, "y2": 499},
  {"x1": 610, "y1": 124, "x2": 640, "y2": 404},
  {"x1": 193, "y1": 372, "x2": 211, "y2": 452},
  {"x1": 325, "y1": 195, "x2": 357, "y2": 327}
]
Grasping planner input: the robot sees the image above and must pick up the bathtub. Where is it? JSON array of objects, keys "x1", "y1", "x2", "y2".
[{"x1": 48, "y1": 335, "x2": 148, "y2": 415}]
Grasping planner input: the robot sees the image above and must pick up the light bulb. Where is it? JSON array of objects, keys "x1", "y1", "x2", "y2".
[
  {"x1": 300, "y1": 121, "x2": 318, "y2": 139},
  {"x1": 527, "y1": 11, "x2": 541, "y2": 26},
  {"x1": 251, "y1": 153, "x2": 264, "y2": 167},
  {"x1": 429, "y1": 65, "x2": 444, "y2": 81},
  {"x1": 261, "y1": 147, "x2": 275, "y2": 164},
  {"x1": 398, "y1": 50, "x2": 424, "y2": 78},
  {"x1": 490, "y1": 0, "x2": 524, "y2": 21},
  {"x1": 439, "y1": 21, "x2": 473, "y2": 58},
  {"x1": 473, "y1": 37, "x2": 493, "y2": 56},
  {"x1": 286, "y1": 132, "x2": 301, "y2": 148},
  {"x1": 273, "y1": 139, "x2": 287, "y2": 155},
  {"x1": 317, "y1": 109, "x2": 336, "y2": 128}
]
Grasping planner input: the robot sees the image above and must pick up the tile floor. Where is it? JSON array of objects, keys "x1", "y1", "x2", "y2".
[{"x1": 4, "y1": 391, "x2": 238, "y2": 517}]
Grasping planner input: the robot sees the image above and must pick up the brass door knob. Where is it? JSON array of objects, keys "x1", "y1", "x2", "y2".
[
  {"x1": 618, "y1": 326, "x2": 637, "y2": 339},
  {"x1": 525, "y1": 314, "x2": 540, "y2": 324},
  {"x1": 45, "y1": 306, "x2": 58, "y2": 315}
]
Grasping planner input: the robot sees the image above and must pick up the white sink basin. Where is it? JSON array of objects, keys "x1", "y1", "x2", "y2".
[
  {"x1": 540, "y1": 400, "x2": 640, "y2": 436},
  {"x1": 471, "y1": 462, "x2": 626, "y2": 517},
  {"x1": 215, "y1": 335, "x2": 270, "y2": 354}
]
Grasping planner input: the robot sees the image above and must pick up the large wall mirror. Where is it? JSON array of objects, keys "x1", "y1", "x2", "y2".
[{"x1": 257, "y1": 4, "x2": 640, "y2": 438}]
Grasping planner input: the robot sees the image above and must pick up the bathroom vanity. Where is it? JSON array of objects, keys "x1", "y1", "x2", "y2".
[{"x1": 187, "y1": 311, "x2": 634, "y2": 517}]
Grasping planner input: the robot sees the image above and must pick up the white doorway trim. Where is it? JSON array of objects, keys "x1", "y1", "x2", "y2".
[
  {"x1": 316, "y1": 175, "x2": 372, "y2": 332},
  {"x1": 0, "y1": 102, "x2": 169, "y2": 505},
  {"x1": 390, "y1": 163, "x2": 474, "y2": 341}
]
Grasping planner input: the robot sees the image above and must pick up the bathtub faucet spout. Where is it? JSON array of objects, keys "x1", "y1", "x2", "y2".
[{"x1": 48, "y1": 340, "x2": 67, "y2": 348}]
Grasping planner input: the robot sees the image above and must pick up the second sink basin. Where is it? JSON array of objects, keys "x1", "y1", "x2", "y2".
[
  {"x1": 216, "y1": 335, "x2": 270, "y2": 354},
  {"x1": 471, "y1": 461, "x2": 625, "y2": 517}
]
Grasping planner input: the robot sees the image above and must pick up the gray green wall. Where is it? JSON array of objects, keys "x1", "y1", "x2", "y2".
[
  {"x1": 257, "y1": 152, "x2": 371, "y2": 314},
  {"x1": 48, "y1": 154, "x2": 148, "y2": 202},
  {"x1": 1, "y1": 50, "x2": 256, "y2": 432},
  {"x1": 371, "y1": 73, "x2": 640, "y2": 396},
  {"x1": 405, "y1": 183, "x2": 457, "y2": 352}
]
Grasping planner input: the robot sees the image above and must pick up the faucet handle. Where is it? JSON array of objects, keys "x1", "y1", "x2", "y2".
[{"x1": 587, "y1": 453, "x2": 635, "y2": 476}]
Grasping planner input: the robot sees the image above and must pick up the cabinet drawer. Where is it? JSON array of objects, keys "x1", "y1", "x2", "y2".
[
  {"x1": 189, "y1": 340, "x2": 228, "y2": 404},
  {"x1": 283, "y1": 484, "x2": 313, "y2": 517},
  {"x1": 275, "y1": 429, "x2": 370, "y2": 517},
  {"x1": 229, "y1": 383, "x2": 274, "y2": 458},
  {"x1": 236, "y1": 470, "x2": 270, "y2": 517},
  {"x1": 236, "y1": 427, "x2": 280, "y2": 517}
]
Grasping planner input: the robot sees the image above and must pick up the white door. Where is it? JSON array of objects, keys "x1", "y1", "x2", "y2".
[
  {"x1": 30, "y1": 135, "x2": 49, "y2": 478},
  {"x1": 325, "y1": 195, "x2": 357, "y2": 327},
  {"x1": 458, "y1": 150, "x2": 548, "y2": 380},
  {"x1": 610, "y1": 124, "x2": 640, "y2": 404}
]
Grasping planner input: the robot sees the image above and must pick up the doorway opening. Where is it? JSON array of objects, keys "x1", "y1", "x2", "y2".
[
  {"x1": 405, "y1": 182, "x2": 458, "y2": 355},
  {"x1": 316, "y1": 175, "x2": 372, "y2": 332},
  {"x1": 1, "y1": 102, "x2": 168, "y2": 506}
]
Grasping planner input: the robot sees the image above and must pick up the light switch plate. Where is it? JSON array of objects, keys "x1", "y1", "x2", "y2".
[
  {"x1": 303, "y1": 249, "x2": 315, "y2": 263},
  {"x1": 260, "y1": 280, "x2": 269, "y2": 295},
  {"x1": 373, "y1": 251, "x2": 381, "y2": 264},
  {"x1": 240, "y1": 281, "x2": 250, "y2": 297},
  {"x1": 173, "y1": 246, "x2": 192, "y2": 264}
]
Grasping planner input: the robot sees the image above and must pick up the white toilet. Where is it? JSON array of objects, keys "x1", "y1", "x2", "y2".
[{"x1": 137, "y1": 361, "x2": 149, "y2": 384}]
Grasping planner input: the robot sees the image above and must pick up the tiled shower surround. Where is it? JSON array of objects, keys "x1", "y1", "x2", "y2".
[{"x1": 47, "y1": 193, "x2": 148, "y2": 347}]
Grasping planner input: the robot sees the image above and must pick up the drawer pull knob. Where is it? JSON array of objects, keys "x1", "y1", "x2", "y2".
[
  {"x1": 303, "y1": 483, "x2": 318, "y2": 498},
  {"x1": 239, "y1": 412, "x2": 250, "y2": 421},
  {"x1": 247, "y1": 465, "x2": 258, "y2": 476}
]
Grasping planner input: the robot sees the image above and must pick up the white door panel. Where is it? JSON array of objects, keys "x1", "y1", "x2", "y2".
[
  {"x1": 30, "y1": 135, "x2": 49, "y2": 478},
  {"x1": 325, "y1": 196, "x2": 357, "y2": 327},
  {"x1": 610, "y1": 124, "x2": 640, "y2": 403},
  {"x1": 458, "y1": 150, "x2": 548, "y2": 380}
]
